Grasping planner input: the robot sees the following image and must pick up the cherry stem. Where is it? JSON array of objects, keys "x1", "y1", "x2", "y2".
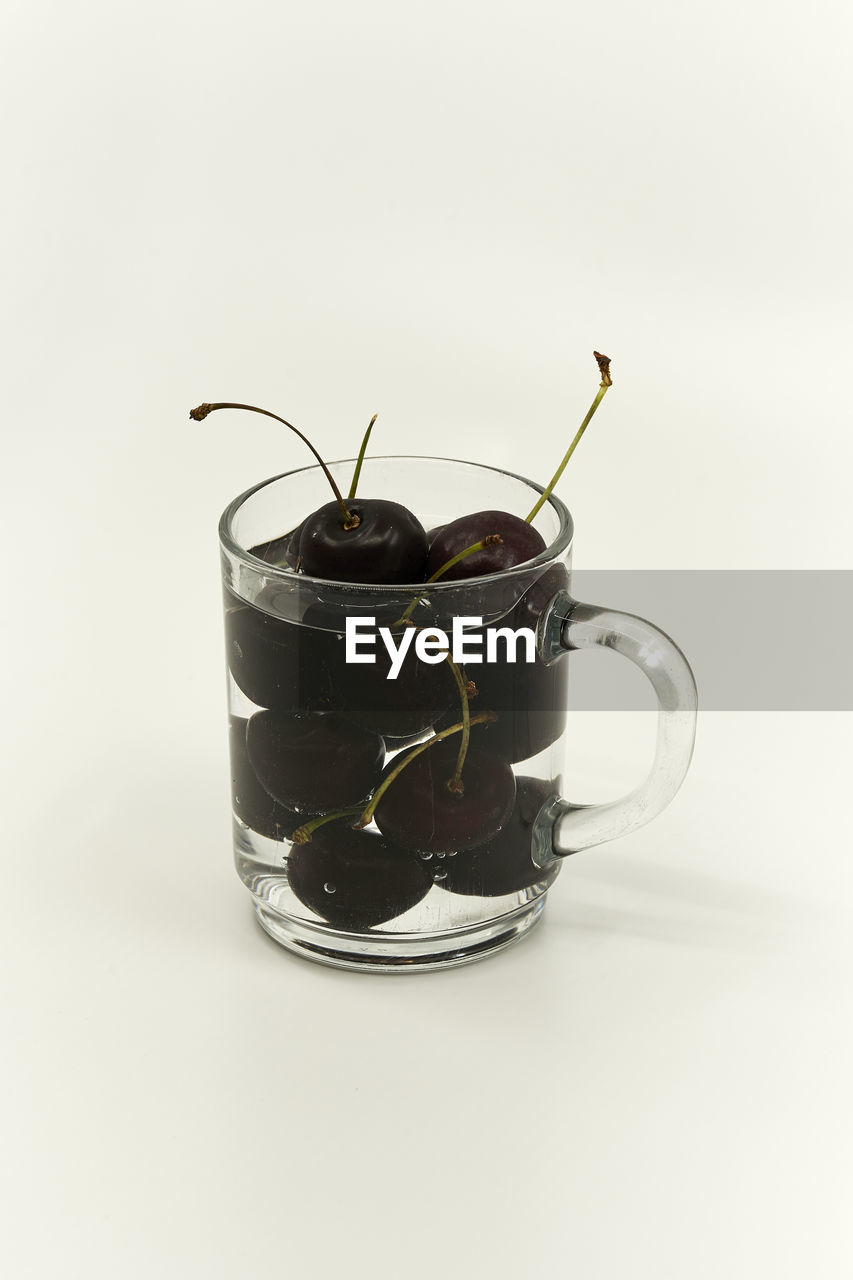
[
  {"x1": 189, "y1": 401, "x2": 359, "y2": 528},
  {"x1": 354, "y1": 710, "x2": 498, "y2": 829},
  {"x1": 524, "y1": 351, "x2": 613, "y2": 524},
  {"x1": 443, "y1": 655, "x2": 470, "y2": 793},
  {"x1": 393, "y1": 534, "x2": 503, "y2": 626},
  {"x1": 347, "y1": 413, "x2": 378, "y2": 500},
  {"x1": 290, "y1": 805, "x2": 364, "y2": 846}
]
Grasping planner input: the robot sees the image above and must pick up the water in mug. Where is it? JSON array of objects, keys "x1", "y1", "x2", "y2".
[{"x1": 225, "y1": 584, "x2": 567, "y2": 936}]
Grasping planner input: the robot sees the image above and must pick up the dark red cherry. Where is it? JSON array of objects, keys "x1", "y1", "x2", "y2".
[
  {"x1": 287, "y1": 825, "x2": 433, "y2": 929},
  {"x1": 299, "y1": 498, "x2": 429, "y2": 584},
  {"x1": 437, "y1": 776, "x2": 561, "y2": 896},
  {"x1": 426, "y1": 511, "x2": 546, "y2": 581},
  {"x1": 294, "y1": 603, "x2": 456, "y2": 740},
  {"x1": 472, "y1": 657, "x2": 568, "y2": 763},
  {"x1": 228, "y1": 716, "x2": 305, "y2": 840},
  {"x1": 325, "y1": 627, "x2": 457, "y2": 739},
  {"x1": 224, "y1": 588, "x2": 331, "y2": 712},
  {"x1": 246, "y1": 710, "x2": 384, "y2": 812},
  {"x1": 374, "y1": 740, "x2": 516, "y2": 853},
  {"x1": 453, "y1": 564, "x2": 571, "y2": 762}
]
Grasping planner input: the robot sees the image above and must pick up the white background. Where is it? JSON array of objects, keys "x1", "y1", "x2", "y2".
[{"x1": 2, "y1": 1, "x2": 852, "y2": 1276}]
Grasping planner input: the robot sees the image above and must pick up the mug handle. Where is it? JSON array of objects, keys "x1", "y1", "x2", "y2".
[{"x1": 532, "y1": 591, "x2": 698, "y2": 866}]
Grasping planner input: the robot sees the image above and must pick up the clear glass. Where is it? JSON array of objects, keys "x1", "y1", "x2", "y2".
[{"x1": 219, "y1": 456, "x2": 697, "y2": 972}]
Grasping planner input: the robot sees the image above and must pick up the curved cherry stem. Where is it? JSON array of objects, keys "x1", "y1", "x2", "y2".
[
  {"x1": 190, "y1": 401, "x2": 358, "y2": 528},
  {"x1": 354, "y1": 710, "x2": 498, "y2": 830},
  {"x1": 290, "y1": 805, "x2": 364, "y2": 846},
  {"x1": 348, "y1": 413, "x2": 378, "y2": 500},
  {"x1": 524, "y1": 351, "x2": 613, "y2": 524},
  {"x1": 443, "y1": 655, "x2": 471, "y2": 793}
]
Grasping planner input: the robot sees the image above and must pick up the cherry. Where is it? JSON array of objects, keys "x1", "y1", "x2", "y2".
[
  {"x1": 193, "y1": 401, "x2": 429, "y2": 585},
  {"x1": 246, "y1": 709, "x2": 385, "y2": 812},
  {"x1": 470, "y1": 658, "x2": 568, "y2": 764},
  {"x1": 321, "y1": 624, "x2": 456, "y2": 738},
  {"x1": 299, "y1": 498, "x2": 428, "y2": 584},
  {"x1": 426, "y1": 511, "x2": 545, "y2": 581},
  {"x1": 228, "y1": 716, "x2": 306, "y2": 840},
  {"x1": 462, "y1": 564, "x2": 571, "y2": 762},
  {"x1": 437, "y1": 776, "x2": 560, "y2": 897},
  {"x1": 373, "y1": 739, "x2": 516, "y2": 853},
  {"x1": 224, "y1": 588, "x2": 332, "y2": 712},
  {"x1": 287, "y1": 825, "x2": 433, "y2": 929}
]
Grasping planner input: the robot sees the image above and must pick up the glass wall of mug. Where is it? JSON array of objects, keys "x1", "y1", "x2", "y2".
[{"x1": 220, "y1": 457, "x2": 575, "y2": 972}]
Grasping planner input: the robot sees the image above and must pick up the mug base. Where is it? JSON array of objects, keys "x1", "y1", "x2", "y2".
[{"x1": 253, "y1": 894, "x2": 547, "y2": 974}]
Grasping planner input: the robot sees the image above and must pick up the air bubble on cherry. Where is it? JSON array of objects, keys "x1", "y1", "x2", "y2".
[{"x1": 324, "y1": 882, "x2": 337, "y2": 894}]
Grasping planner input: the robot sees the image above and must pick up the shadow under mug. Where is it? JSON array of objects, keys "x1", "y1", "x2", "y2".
[{"x1": 220, "y1": 456, "x2": 697, "y2": 972}]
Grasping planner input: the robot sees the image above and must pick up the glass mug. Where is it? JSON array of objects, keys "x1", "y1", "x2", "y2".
[{"x1": 219, "y1": 457, "x2": 697, "y2": 972}]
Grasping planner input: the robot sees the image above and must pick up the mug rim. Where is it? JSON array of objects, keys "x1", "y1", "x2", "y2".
[{"x1": 219, "y1": 454, "x2": 574, "y2": 592}]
